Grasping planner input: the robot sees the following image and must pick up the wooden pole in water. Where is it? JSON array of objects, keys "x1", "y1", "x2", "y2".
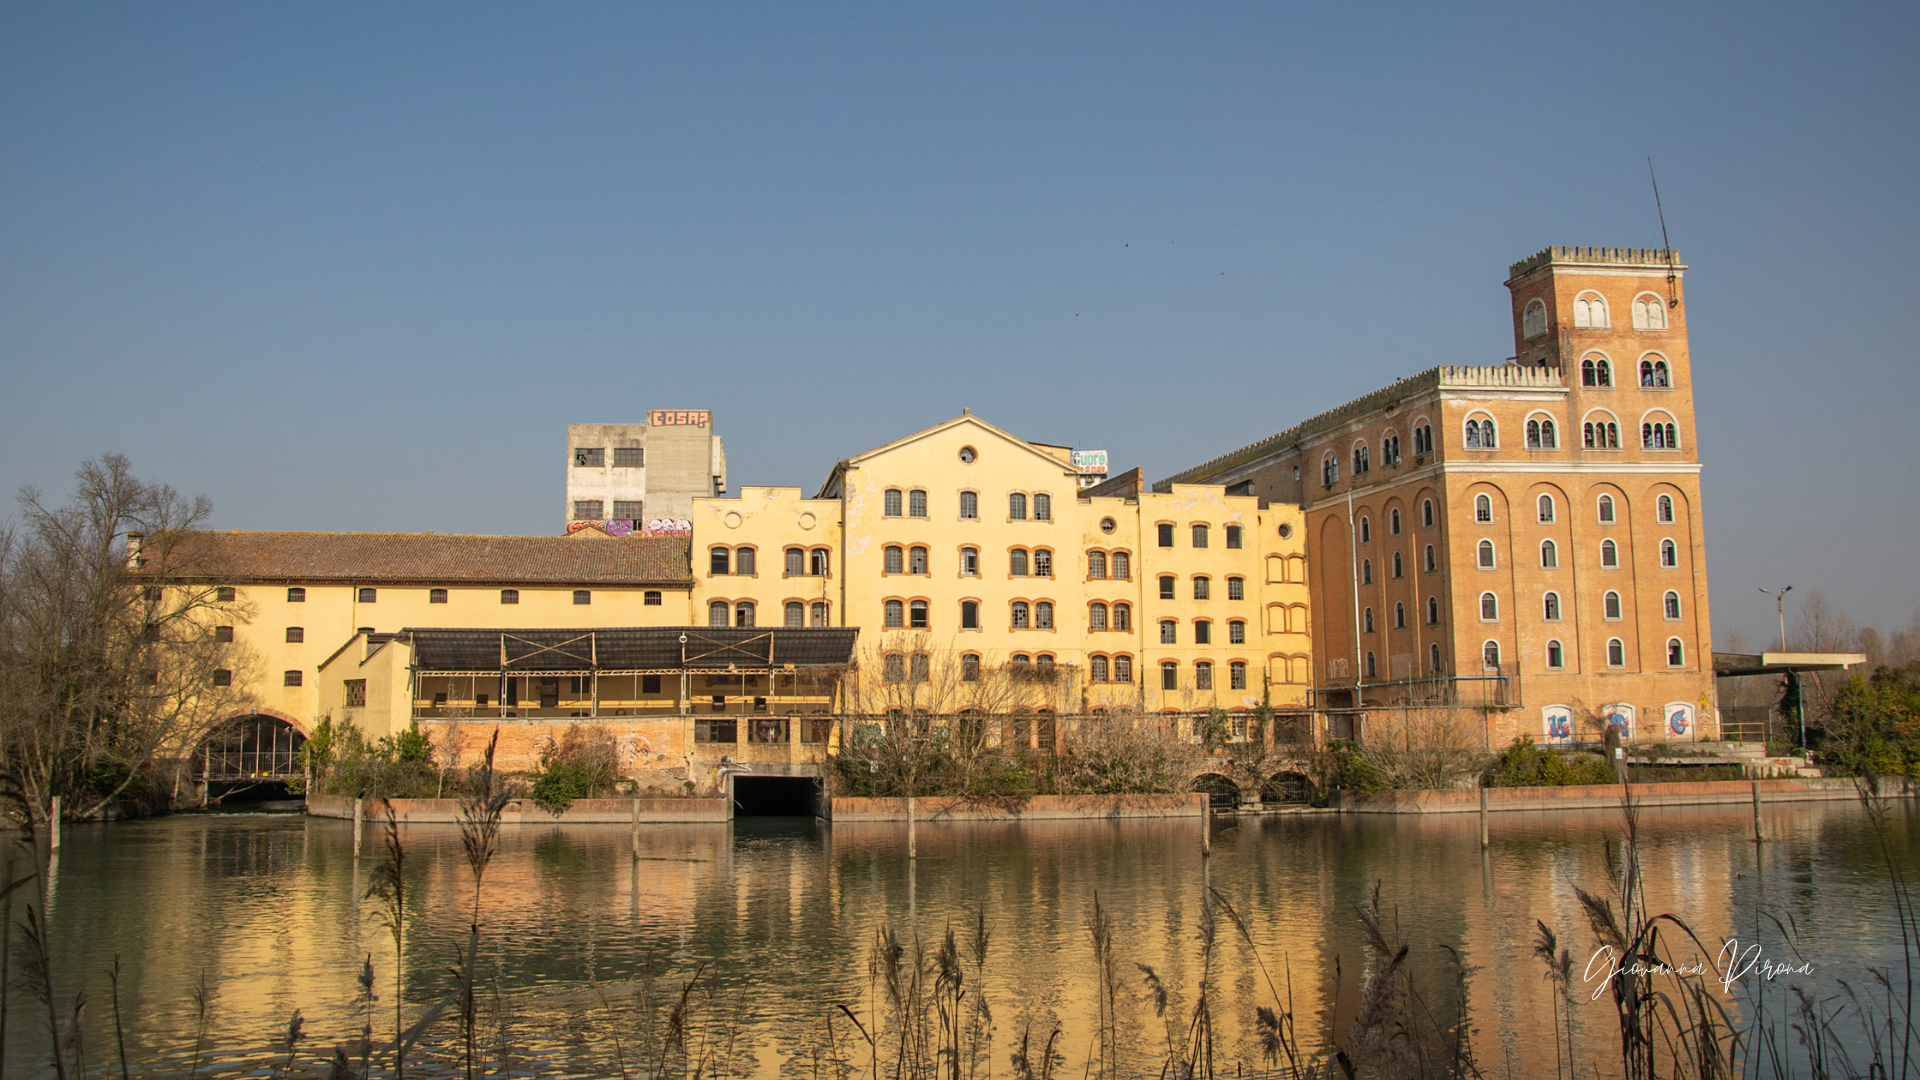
[
  {"x1": 352, "y1": 797, "x2": 364, "y2": 857},
  {"x1": 907, "y1": 795, "x2": 917, "y2": 860},
  {"x1": 1479, "y1": 787, "x2": 1489, "y2": 849},
  {"x1": 1201, "y1": 796, "x2": 1211, "y2": 858},
  {"x1": 49, "y1": 796, "x2": 61, "y2": 851},
  {"x1": 1751, "y1": 781, "x2": 1763, "y2": 843},
  {"x1": 630, "y1": 797, "x2": 641, "y2": 861}
]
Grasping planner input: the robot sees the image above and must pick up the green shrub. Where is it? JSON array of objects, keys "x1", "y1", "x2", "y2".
[
  {"x1": 304, "y1": 717, "x2": 441, "y2": 799},
  {"x1": 527, "y1": 727, "x2": 619, "y2": 814},
  {"x1": 1485, "y1": 737, "x2": 1616, "y2": 788},
  {"x1": 1818, "y1": 664, "x2": 1920, "y2": 779}
]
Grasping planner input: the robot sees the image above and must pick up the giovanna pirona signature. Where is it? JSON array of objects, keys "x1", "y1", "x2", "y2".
[{"x1": 1582, "y1": 939, "x2": 1814, "y2": 1000}]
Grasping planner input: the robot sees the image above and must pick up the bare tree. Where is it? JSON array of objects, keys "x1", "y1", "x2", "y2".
[{"x1": 0, "y1": 455, "x2": 253, "y2": 818}]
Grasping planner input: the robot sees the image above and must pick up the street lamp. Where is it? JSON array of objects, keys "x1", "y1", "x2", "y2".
[{"x1": 1758, "y1": 586, "x2": 1793, "y2": 651}]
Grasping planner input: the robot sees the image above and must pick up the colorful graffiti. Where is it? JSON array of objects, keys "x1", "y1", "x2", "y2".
[{"x1": 566, "y1": 518, "x2": 692, "y2": 538}]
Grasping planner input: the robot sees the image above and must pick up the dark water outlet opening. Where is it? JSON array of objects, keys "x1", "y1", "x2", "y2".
[{"x1": 733, "y1": 776, "x2": 820, "y2": 817}]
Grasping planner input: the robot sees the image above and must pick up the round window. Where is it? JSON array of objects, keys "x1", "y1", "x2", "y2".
[
  {"x1": 1277, "y1": 523, "x2": 1293, "y2": 539},
  {"x1": 1100, "y1": 517, "x2": 1116, "y2": 534},
  {"x1": 958, "y1": 446, "x2": 977, "y2": 464}
]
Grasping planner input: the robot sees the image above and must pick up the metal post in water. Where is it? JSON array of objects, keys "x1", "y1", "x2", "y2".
[
  {"x1": 49, "y1": 796, "x2": 61, "y2": 851},
  {"x1": 1751, "y1": 781, "x2": 1763, "y2": 843},
  {"x1": 1479, "y1": 787, "x2": 1489, "y2": 849},
  {"x1": 352, "y1": 797, "x2": 364, "y2": 857}
]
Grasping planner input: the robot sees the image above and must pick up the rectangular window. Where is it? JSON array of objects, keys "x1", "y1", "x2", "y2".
[
  {"x1": 574, "y1": 447, "x2": 605, "y2": 467},
  {"x1": 612, "y1": 500, "x2": 644, "y2": 520},
  {"x1": 1225, "y1": 524, "x2": 1242, "y2": 549},
  {"x1": 961, "y1": 548, "x2": 978, "y2": 576},
  {"x1": 811, "y1": 549, "x2": 830, "y2": 576},
  {"x1": 1192, "y1": 524, "x2": 1209, "y2": 548},
  {"x1": 287, "y1": 587, "x2": 305, "y2": 603},
  {"x1": 884, "y1": 489, "x2": 903, "y2": 517},
  {"x1": 710, "y1": 548, "x2": 730, "y2": 575},
  {"x1": 1160, "y1": 576, "x2": 1176, "y2": 600},
  {"x1": 645, "y1": 590, "x2": 662, "y2": 605},
  {"x1": 1228, "y1": 577, "x2": 1244, "y2": 601},
  {"x1": 960, "y1": 491, "x2": 978, "y2": 519},
  {"x1": 573, "y1": 500, "x2": 603, "y2": 520},
  {"x1": 285, "y1": 627, "x2": 304, "y2": 643},
  {"x1": 1160, "y1": 620, "x2": 1177, "y2": 644},
  {"x1": 613, "y1": 447, "x2": 643, "y2": 468},
  {"x1": 1114, "y1": 656, "x2": 1132, "y2": 683},
  {"x1": 284, "y1": 670, "x2": 303, "y2": 687},
  {"x1": 1193, "y1": 577, "x2": 1210, "y2": 600},
  {"x1": 1157, "y1": 523, "x2": 1175, "y2": 547},
  {"x1": 1195, "y1": 662, "x2": 1212, "y2": 690},
  {"x1": 501, "y1": 589, "x2": 519, "y2": 604},
  {"x1": 358, "y1": 588, "x2": 377, "y2": 603},
  {"x1": 642, "y1": 674, "x2": 662, "y2": 694},
  {"x1": 909, "y1": 489, "x2": 927, "y2": 517},
  {"x1": 344, "y1": 679, "x2": 366, "y2": 706},
  {"x1": 811, "y1": 602, "x2": 829, "y2": 626},
  {"x1": 212, "y1": 669, "x2": 232, "y2": 687},
  {"x1": 1228, "y1": 620, "x2": 1245, "y2": 644},
  {"x1": 430, "y1": 588, "x2": 448, "y2": 604},
  {"x1": 1033, "y1": 550, "x2": 1052, "y2": 577},
  {"x1": 216, "y1": 586, "x2": 237, "y2": 602},
  {"x1": 1195, "y1": 621, "x2": 1211, "y2": 645},
  {"x1": 1009, "y1": 493, "x2": 1027, "y2": 520},
  {"x1": 1033, "y1": 493, "x2": 1051, "y2": 521},
  {"x1": 1161, "y1": 663, "x2": 1179, "y2": 690},
  {"x1": 1230, "y1": 661, "x2": 1247, "y2": 690},
  {"x1": 215, "y1": 625, "x2": 234, "y2": 643},
  {"x1": 787, "y1": 548, "x2": 805, "y2": 576},
  {"x1": 573, "y1": 590, "x2": 591, "y2": 605},
  {"x1": 735, "y1": 547, "x2": 757, "y2": 576},
  {"x1": 1113, "y1": 604, "x2": 1131, "y2": 632}
]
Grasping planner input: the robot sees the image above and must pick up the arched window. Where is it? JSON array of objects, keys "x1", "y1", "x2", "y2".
[
  {"x1": 1011, "y1": 601, "x2": 1030, "y2": 629},
  {"x1": 1353, "y1": 444, "x2": 1370, "y2": 474},
  {"x1": 1537, "y1": 494, "x2": 1555, "y2": 523},
  {"x1": 1090, "y1": 655, "x2": 1109, "y2": 683},
  {"x1": 1573, "y1": 292, "x2": 1609, "y2": 328},
  {"x1": 1643, "y1": 419, "x2": 1679, "y2": 449},
  {"x1": 1546, "y1": 640, "x2": 1564, "y2": 668},
  {"x1": 1359, "y1": 516, "x2": 1371, "y2": 543},
  {"x1": 1580, "y1": 356, "x2": 1613, "y2": 387},
  {"x1": 1430, "y1": 642, "x2": 1443, "y2": 673},
  {"x1": 1033, "y1": 493, "x2": 1051, "y2": 521},
  {"x1": 909, "y1": 546, "x2": 929, "y2": 574},
  {"x1": 1010, "y1": 549, "x2": 1029, "y2": 577},
  {"x1": 960, "y1": 653, "x2": 981, "y2": 682},
  {"x1": 908, "y1": 489, "x2": 927, "y2": 517},
  {"x1": 959, "y1": 491, "x2": 979, "y2": 519},
  {"x1": 1660, "y1": 539, "x2": 1678, "y2": 567},
  {"x1": 1363, "y1": 606, "x2": 1375, "y2": 633},
  {"x1": 1607, "y1": 638, "x2": 1626, "y2": 667},
  {"x1": 1633, "y1": 295, "x2": 1668, "y2": 330},
  {"x1": 1482, "y1": 640, "x2": 1502, "y2": 671},
  {"x1": 1422, "y1": 499, "x2": 1435, "y2": 528},
  {"x1": 1598, "y1": 494, "x2": 1616, "y2": 523},
  {"x1": 811, "y1": 601, "x2": 829, "y2": 627},
  {"x1": 1112, "y1": 603, "x2": 1131, "y2": 632},
  {"x1": 1394, "y1": 601, "x2": 1406, "y2": 629},
  {"x1": 884, "y1": 489, "x2": 903, "y2": 517},
  {"x1": 884, "y1": 545, "x2": 904, "y2": 574},
  {"x1": 1111, "y1": 552, "x2": 1130, "y2": 579},
  {"x1": 1541, "y1": 539, "x2": 1558, "y2": 569},
  {"x1": 883, "y1": 654, "x2": 905, "y2": 683},
  {"x1": 1424, "y1": 545, "x2": 1437, "y2": 573},
  {"x1": 1413, "y1": 423, "x2": 1433, "y2": 455},
  {"x1": 1480, "y1": 592, "x2": 1499, "y2": 621},
  {"x1": 1522, "y1": 298, "x2": 1547, "y2": 339},
  {"x1": 709, "y1": 548, "x2": 731, "y2": 575},
  {"x1": 1601, "y1": 539, "x2": 1619, "y2": 568},
  {"x1": 1603, "y1": 591, "x2": 1623, "y2": 620},
  {"x1": 1657, "y1": 494, "x2": 1674, "y2": 523},
  {"x1": 1427, "y1": 596, "x2": 1440, "y2": 625},
  {"x1": 1035, "y1": 601, "x2": 1054, "y2": 630},
  {"x1": 735, "y1": 602, "x2": 755, "y2": 628},
  {"x1": 1090, "y1": 603, "x2": 1108, "y2": 631},
  {"x1": 1363, "y1": 653, "x2": 1376, "y2": 680},
  {"x1": 1583, "y1": 413, "x2": 1621, "y2": 449},
  {"x1": 1475, "y1": 493, "x2": 1493, "y2": 522},
  {"x1": 1477, "y1": 540, "x2": 1496, "y2": 569},
  {"x1": 884, "y1": 599, "x2": 904, "y2": 628},
  {"x1": 1543, "y1": 591, "x2": 1561, "y2": 621},
  {"x1": 1667, "y1": 638, "x2": 1685, "y2": 667},
  {"x1": 1114, "y1": 655, "x2": 1133, "y2": 683},
  {"x1": 1640, "y1": 358, "x2": 1670, "y2": 387},
  {"x1": 909, "y1": 600, "x2": 929, "y2": 629},
  {"x1": 960, "y1": 599, "x2": 979, "y2": 629},
  {"x1": 1392, "y1": 551, "x2": 1404, "y2": 579},
  {"x1": 1322, "y1": 454, "x2": 1339, "y2": 486},
  {"x1": 1526, "y1": 417, "x2": 1557, "y2": 449},
  {"x1": 785, "y1": 601, "x2": 804, "y2": 627},
  {"x1": 1390, "y1": 508, "x2": 1402, "y2": 534},
  {"x1": 1087, "y1": 551, "x2": 1107, "y2": 579},
  {"x1": 1465, "y1": 416, "x2": 1497, "y2": 448},
  {"x1": 1008, "y1": 493, "x2": 1027, "y2": 520},
  {"x1": 1382, "y1": 434, "x2": 1400, "y2": 465},
  {"x1": 1664, "y1": 591, "x2": 1681, "y2": 620},
  {"x1": 1361, "y1": 559, "x2": 1373, "y2": 585},
  {"x1": 959, "y1": 547, "x2": 978, "y2": 576},
  {"x1": 709, "y1": 600, "x2": 729, "y2": 627}
]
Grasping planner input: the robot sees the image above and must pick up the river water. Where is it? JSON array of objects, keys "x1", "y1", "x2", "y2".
[{"x1": 13, "y1": 796, "x2": 1918, "y2": 1077}]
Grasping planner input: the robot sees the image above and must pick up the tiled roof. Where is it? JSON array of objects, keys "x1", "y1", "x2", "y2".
[{"x1": 165, "y1": 532, "x2": 693, "y2": 587}]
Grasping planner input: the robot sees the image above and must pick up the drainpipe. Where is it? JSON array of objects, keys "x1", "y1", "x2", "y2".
[{"x1": 1347, "y1": 487, "x2": 1363, "y2": 703}]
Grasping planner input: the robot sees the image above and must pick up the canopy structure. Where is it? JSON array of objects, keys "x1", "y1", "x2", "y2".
[
  {"x1": 405, "y1": 626, "x2": 860, "y2": 676},
  {"x1": 1711, "y1": 652, "x2": 1868, "y2": 678}
]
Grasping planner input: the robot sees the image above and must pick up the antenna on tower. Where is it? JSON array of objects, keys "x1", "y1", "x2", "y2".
[{"x1": 1648, "y1": 157, "x2": 1680, "y2": 309}]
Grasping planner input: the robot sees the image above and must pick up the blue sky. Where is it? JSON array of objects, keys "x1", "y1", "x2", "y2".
[{"x1": 3, "y1": 2, "x2": 1915, "y2": 645}]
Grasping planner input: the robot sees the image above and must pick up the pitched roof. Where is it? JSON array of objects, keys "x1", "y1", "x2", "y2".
[
  {"x1": 164, "y1": 532, "x2": 693, "y2": 587},
  {"x1": 817, "y1": 413, "x2": 1079, "y2": 497}
]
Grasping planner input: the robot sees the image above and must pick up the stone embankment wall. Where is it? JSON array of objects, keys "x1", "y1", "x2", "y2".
[
  {"x1": 828, "y1": 793, "x2": 1208, "y2": 821},
  {"x1": 305, "y1": 793, "x2": 729, "y2": 824},
  {"x1": 1333, "y1": 776, "x2": 1900, "y2": 814}
]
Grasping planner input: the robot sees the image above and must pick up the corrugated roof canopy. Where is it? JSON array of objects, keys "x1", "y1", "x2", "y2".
[
  {"x1": 406, "y1": 627, "x2": 860, "y2": 673},
  {"x1": 161, "y1": 531, "x2": 693, "y2": 586}
]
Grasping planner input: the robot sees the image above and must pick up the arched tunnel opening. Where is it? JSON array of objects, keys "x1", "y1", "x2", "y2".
[{"x1": 732, "y1": 775, "x2": 822, "y2": 817}]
